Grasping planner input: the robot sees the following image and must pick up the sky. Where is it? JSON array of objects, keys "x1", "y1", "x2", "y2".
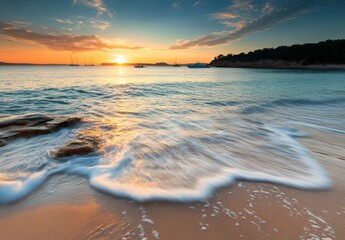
[{"x1": 0, "y1": 0, "x2": 345, "y2": 64}]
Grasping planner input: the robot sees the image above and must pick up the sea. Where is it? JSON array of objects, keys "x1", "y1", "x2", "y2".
[{"x1": 0, "y1": 66, "x2": 344, "y2": 204}]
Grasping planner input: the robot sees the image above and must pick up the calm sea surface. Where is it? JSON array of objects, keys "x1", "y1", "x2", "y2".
[{"x1": 0, "y1": 66, "x2": 345, "y2": 203}]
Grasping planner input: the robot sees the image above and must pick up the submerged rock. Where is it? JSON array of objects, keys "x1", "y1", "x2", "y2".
[
  {"x1": 0, "y1": 114, "x2": 103, "y2": 158},
  {"x1": 0, "y1": 114, "x2": 53, "y2": 128},
  {"x1": 54, "y1": 136, "x2": 101, "y2": 159},
  {"x1": 0, "y1": 114, "x2": 81, "y2": 146}
]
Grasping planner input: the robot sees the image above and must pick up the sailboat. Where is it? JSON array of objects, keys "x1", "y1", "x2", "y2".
[
  {"x1": 90, "y1": 57, "x2": 95, "y2": 66},
  {"x1": 172, "y1": 57, "x2": 181, "y2": 67},
  {"x1": 69, "y1": 55, "x2": 80, "y2": 66},
  {"x1": 84, "y1": 57, "x2": 95, "y2": 66}
]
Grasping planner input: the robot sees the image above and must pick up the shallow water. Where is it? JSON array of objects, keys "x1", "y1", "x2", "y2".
[{"x1": 0, "y1": 66, "x2": 345, "y2": 203}]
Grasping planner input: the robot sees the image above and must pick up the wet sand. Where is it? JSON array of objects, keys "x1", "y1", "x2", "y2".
[{"x1": 0, "y1": 127, "x2": 344, "y2": 240}]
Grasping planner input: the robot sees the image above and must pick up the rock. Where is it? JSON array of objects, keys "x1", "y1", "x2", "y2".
[
  {"x1": 0, "y1": 114, "x2": 81, "y2": 147},
  {"x1": 0, "y1": 114, "x2": 53, "y2": 128},
  {"x1": 0, "y1": 114, "x2": 103, "y2": 158},
  {"x1": 53, "y1": 127, "x2": 103, "y2": 159},
  {"x1": 54, "y1": 136, "x2": 100, "y2": 158},
  {"x1": 46, "y1": 117, "x2": 81, "y2": 131}
]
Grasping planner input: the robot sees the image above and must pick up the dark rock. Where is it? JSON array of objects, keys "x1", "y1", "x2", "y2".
[
  {"x1": 54, "y1": 136, "x2": 100, "y2": 158},
  {"x1": 46, "y1": 117, "x2": 81, "y2": 131},
  {"x1": 0, "y1": 114, "x2": 82, "y2": 147},
  {"x1": 0, "y1": 114, "x2": 53, "y2": 128}
]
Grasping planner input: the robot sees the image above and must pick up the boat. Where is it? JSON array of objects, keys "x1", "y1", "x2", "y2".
[
  {"x1": 134, "y1": 65, "x2": 146, "y2": 68},
  {"x1": 172, "y1": 57, "x2": 181, "y2": 67},
  {"x1": 69, "y1": 55, "x2": 80, "y2": 67},
  {"x1": 187, "y1": 62, "x2": 209, "y2": 68},
  {"x1": 84, "y1": 57, "x2": 95, "y2": 66}
]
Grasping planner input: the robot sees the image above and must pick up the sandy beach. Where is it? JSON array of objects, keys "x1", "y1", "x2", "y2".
[{"x1": 1, "y1": 126, "x2": 344, "y2": 240}]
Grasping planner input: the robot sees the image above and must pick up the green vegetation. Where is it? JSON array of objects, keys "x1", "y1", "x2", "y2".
[{"x1": 211, "y1": 39, "x2": 345, "y2": 66}]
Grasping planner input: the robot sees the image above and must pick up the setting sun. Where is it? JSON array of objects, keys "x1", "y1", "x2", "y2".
[{"x1": 114, "y1": 55, "x2": 126, "y2": 64}]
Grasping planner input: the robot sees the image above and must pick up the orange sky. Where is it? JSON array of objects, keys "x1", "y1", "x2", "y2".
[{"x1": 0, "y1": 42, "x2": 229, "y2": 65}]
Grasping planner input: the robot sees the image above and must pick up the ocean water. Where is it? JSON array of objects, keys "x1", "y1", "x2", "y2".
[{"x1": 0, "y1": 66, "x2": 344, "y2": 203}]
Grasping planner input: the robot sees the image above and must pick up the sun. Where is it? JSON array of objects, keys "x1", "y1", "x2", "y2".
[{"x1": 114, "y1": 55, "x2": 126, "y2": 64}]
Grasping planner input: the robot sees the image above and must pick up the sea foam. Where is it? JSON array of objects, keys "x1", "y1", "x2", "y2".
[{"x1": 0, "y1": 122, "x2": 331, "y2": 204}]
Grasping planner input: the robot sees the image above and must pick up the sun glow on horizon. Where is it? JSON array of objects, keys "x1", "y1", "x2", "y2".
[{"x1": 114, "y1": 55, "x2": 126, "y2": 64}]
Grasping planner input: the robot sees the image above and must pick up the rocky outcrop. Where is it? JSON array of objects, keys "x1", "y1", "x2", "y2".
[
  {"x1": 0, "y1": 114, "x2": 103, "y2": 159},
  {"x1": 54, "y1": 136, "x2": 100, "y2": 158},
  {"x1": 0, "y1": 114, "x2": 81, "y2": 146},
  {"x1": 53, "y1": 128, "x2": 103, "y2": 159}
]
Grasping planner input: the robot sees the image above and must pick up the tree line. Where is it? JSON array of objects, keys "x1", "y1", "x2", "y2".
[{"x1": 210, "y1": 39, "x2": 345, "y2": 65}]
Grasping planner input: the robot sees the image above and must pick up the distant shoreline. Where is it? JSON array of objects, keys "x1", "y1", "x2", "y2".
[
  {"x1": 2, "y1": 61, "x2": 345, "y2": 70},
  {"x1": 0, "y1": 62, "x2": 68, "y2": 66}
]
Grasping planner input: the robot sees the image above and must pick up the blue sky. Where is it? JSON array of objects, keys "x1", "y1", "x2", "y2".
[{"x1": 0, "y1": 0, "x2": 345, "y2": 63}]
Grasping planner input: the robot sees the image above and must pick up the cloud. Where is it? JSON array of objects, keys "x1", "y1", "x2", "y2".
[
  {"x1": 172, "y1": 1, "x2": 182, "y2": 10},
  {"x1": 55, "y1": 18, "x2": 74, "y2": 24},
  {"x1": 7, "y1": 20, "x2": 32, "y2": 27},
  {"x1": 262, "y1": 2, "x2": 274, "y2": 14},
  {"x1": 0, "y1": 22, "x2": 142, "y2": 52},
  {"x1": 209, "y1": 12, "x2": 238, "y2": 20},
  {"x1": 72, "y1": 0, "x2": 113, "y2": 18},
  {"x1": 193, "y1": 0, "x2": 203, "y2": 9},
  {"x1": 170, "y1": 0, "x2": 320, "y2": 49},
  {"x1": 87, "y1": 19, "x2": 110, "y2": 31},
  {"x1": 230, "y1": 0, "x2": 257, "y2": 12},
  {"x1": 54, "y1": 17, "x2": 110, "y2": 31},
  {"x1": 209, "y1": 0, "x2": 258, "y2": 27}
]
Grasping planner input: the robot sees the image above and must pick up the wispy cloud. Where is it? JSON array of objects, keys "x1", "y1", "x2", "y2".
[
  {"x1": 54, "y1": 17, "x2": 110, "y2": 31},
  {"x1": 209, "y1": 0, "x2": 259, "y2": 27},
  {"x1": 172, "y1": 1, "x2": 182, "y2": 10},
  {"x1": 209, "y1": 12, "x2": 238, "y2": 20},
  {"x1": 55, "y1": 18, "x2": 74, "y2": 24},
  {"x1": 0, "y1": 22, "x2": 142, "y2": 52},
  {"x1": 72, "y1": 0, "x2": 113, "y2": 17},
  {"x1": 193, "y1": 0, "x2": 203, "y2": 9},
  {"x1": 262, "y1": 2, "x2": 274, "y2": 14},
  {"x1": 7, "y1": 20, "x2": 32, "y2": 27},
  {"x1": 170, "y1": 0, "x2": 320, "y2": 49},
  {"x1": 88, "y1": 19, "x2": 110, "y2": 31}
]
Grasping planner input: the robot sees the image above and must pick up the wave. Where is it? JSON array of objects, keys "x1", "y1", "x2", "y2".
[
  {"x1": 83, "y1": 125, "x2": 330, "y2": 202},
  {"x1": 204, "y1": 100, "x2": 239, "y2": 107},
  {"x1": 0, "y1": 123, "x2": 331, "y2": 204},
  {"x1": 240, "y1": 97, "x2": 345, "y2": 114},
  {"x1": 271, "y1": 98, "x2": 345, "y2": 106}
]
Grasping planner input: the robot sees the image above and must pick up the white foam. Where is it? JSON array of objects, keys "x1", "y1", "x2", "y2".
[
  {"x1": 0, "y1": 171, "x2": 47, "y2": 203},
  {"x1": 152, "y1": 230, "x2": 159, "y2": 240},
  {"x1": 73, "y1": 126, "x2": 328, "y2": 202},
  {"x1": 0, "y1": 165, "x2": 66, "y2": 203},
  {"x1": 0, "y1": 123, "x2": 332, "y2": 204},
  {"x1": 142, "y1": 218, "x2": 154, "y2": 224}
]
